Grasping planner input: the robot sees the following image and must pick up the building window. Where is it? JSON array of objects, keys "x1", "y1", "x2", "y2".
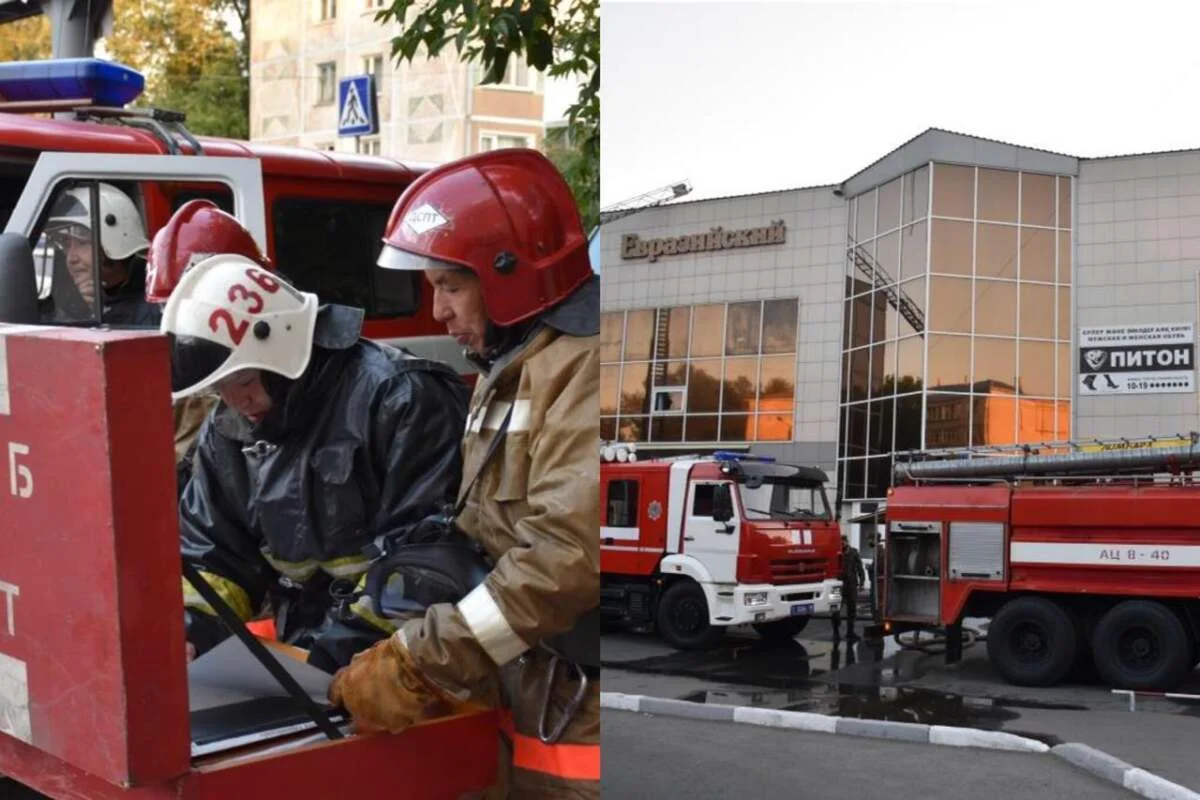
[
  {"x1": 316, "y1": 62, "x2": 337, "y2": 105},
  {"x1": 725, "y1": 301, "x2": 761, "y2": 356},
  {"x1": 272, "y1": 197, "x2": 419, "y2": 317},
  {"x1": 319, "y1": 0, "x2": 336, "y2": 20},
  {"x1": 364, "y1": 54, "x2": 383, "y2": 94},
  {"x1": 600, "y1": 300, "x2": 799, "y2": 446},
  {"x1": 653, "y1": 387, "x2": 685, "y2": 414},
  {"x1": 479, "y1": 132, "x2": 533, "y2": 152},
  {"x1": 606, "y1": 480, "x2": 639, "y2": 527},
  {"x1": 355, "y1": 136, "x2": 381, "y2": 155},
  {"x1": 480, "y1": 55, "x2": 537, "y2": 90},
  {"x1": 838, "y1": 164, "x2": 1074, "y2": 502}
]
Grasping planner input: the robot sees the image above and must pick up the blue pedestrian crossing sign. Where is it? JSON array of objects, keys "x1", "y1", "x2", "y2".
[{"x1": 337, "y1": 75, "x2": 377, "y2": 137}]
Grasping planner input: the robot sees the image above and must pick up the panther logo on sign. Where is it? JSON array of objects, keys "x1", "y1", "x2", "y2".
[{"x1": 1084, "y1": 349, "x2": 1107, "y2": 370}]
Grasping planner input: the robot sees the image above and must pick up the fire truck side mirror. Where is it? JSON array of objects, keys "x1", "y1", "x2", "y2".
[
  {"x1": 0, "y1": 233, "x2": 40, "y2": 324},
  {"x1": 712, "y1": 483, "x2": 734, "y2": 524}
]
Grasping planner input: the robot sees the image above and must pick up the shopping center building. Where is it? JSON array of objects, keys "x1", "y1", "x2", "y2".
[{"x1": 600, "y1": 127, "x2": 1200, "y2": 528}]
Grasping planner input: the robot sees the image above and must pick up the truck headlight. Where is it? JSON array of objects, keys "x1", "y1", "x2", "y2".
[
  {"x1": 744, "y1": 592, "x2": 769, "y2": 607},
  {"x1": 829, "y1": 585, "x2": 842, "y2": 599}
]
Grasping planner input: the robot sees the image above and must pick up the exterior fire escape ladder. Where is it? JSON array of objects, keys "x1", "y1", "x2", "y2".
[{"x1": 848, "y1": 237, "x2": 925, "y2": 335}]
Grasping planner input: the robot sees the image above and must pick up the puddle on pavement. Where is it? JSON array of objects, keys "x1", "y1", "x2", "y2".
[
  {"x1": 993, "y1": 698, "x2": 1087, "y2": 711},
  {"x1": 678, "y1": 683, "x2": 1022, "y2": 729},
  {"x1": 604, "y1": 635, "x2": 929, "y2": 689},
  {"x1": 653, "y1": 632, "x2": 1083, "y2": 730}
]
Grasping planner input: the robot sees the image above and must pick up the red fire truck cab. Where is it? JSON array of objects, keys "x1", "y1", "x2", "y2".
[
  {"x1": 883, "y1": 440, "x2": 1200, "y2": 691},
  {"x1": 600, "y1": 447, "x2": 843, "y2": 650},
  {"x1": 0, "y1": 58, "x2": 470, "y2": 373}
]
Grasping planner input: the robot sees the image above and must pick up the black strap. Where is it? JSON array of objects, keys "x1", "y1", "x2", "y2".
[
  {"x1": 357, "y1": 399, "x2": 514, "y2": 571},
  {"x1": 452, "y1": 402, "x2": 515, "y2": 519},
  {"x1": 181, "y1": 560, "x2": 344, "y2": 741}
]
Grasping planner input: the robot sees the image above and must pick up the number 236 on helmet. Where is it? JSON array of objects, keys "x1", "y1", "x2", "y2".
[{"x1": 160, "y1": 254, "x2": 317, "y2": 401}]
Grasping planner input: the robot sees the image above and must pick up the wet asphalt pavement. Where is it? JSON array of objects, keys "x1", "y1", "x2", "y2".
[
  {"x1": 603, "y1": 709, "x2": 1134, "y2": 800},
  {"x1": 602, "y1": 615, "x2": 1200, "y2": 791}
]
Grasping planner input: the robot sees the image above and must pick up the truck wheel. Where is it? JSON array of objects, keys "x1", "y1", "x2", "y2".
[
  {"x1": 1092, "y1": 600, "x2": 1191, "y2": 690},
  {"x1": 753, "y1": 616, "x2": 810, "y2": 642},
  {"x1": 656, "y1": 581, "x2": 724, "y2": 650},
  {"x1": 986, "y1": 597, "x2": 1077, "y2": 687}
]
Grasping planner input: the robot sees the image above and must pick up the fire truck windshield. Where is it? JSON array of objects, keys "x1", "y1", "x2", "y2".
[{"x1": 739, "y1": 481, "x2": 831, "y2": 522}]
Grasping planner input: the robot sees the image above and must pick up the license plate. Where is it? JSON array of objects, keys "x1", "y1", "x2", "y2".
[{"x1": 790, "y1": 603, "x2": 814, "y2": 617}]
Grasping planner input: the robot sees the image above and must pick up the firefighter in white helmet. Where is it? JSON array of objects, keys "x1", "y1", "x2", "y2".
[
  {"x1": 328, "y1": 149, "x2": 600, "y2": 798},
  {"x1": 159, "y1": 251, "x2": 470, "y2": 670},
  {"x1": 42, "y1": 182, "x2": 158, "y2": 326}
]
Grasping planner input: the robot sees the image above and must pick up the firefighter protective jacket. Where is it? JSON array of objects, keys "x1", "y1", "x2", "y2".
[
  {"x1": 180, "y1": 307, "x2": 469, "y2": 660},
  {"x1": 399, "y1": 280, "x2": 601, "y2": 704}
]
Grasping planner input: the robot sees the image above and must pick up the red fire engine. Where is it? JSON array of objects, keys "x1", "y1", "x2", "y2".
[
  {"x1": 0, "y1": 58, "x2": 469, "y2": 372},
  {"x1": 600, "y1": 445, "x2": 843, "y2": 650},
  {"x1": 882, "y1": 437, "x2": 1200, "y2": 691},
  {"x1": 0, "y1": 326, "x2": 496, "y2": 799},
  {"x1": 0, "y1": 60, "x2": 499, "y2": 798}
]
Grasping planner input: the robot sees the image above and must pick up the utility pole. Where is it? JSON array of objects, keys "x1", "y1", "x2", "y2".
[{"x1": 0, "y1": 0, "x2": 113, "y2": 58}]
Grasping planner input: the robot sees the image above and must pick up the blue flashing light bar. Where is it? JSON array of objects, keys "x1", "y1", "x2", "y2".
[
  {"x1": 0, "y1": 58, "x2": 145, "y2": 107},
  {"x1": 713, "y1": 451, "x2": 776, "y2": 463}
]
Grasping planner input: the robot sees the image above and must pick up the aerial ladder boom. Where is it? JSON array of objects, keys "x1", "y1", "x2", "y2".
[
  {"x1": 599, "y1": 180, "x2": 693, "y2": 224},
  {"x1": 894, "y1": 434, "x2": 1200, "y2": 481}
]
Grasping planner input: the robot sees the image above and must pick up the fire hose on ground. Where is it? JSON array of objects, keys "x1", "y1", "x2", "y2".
[{"x1": 892, "y1": 625, "x2": 985, "y2": 655}]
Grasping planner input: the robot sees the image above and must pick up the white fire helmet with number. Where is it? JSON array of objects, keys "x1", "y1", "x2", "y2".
[{"x1": 160, "y1": 254, "x2": 318, "y2": 400}]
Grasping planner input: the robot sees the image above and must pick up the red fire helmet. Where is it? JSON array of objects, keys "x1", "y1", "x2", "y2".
[
  {"x1": 376, "y1": 149, "x2": 591, "y2": 327},
  {"x1": 146, "y1": 199, "x2": 272, "y2": 304}
]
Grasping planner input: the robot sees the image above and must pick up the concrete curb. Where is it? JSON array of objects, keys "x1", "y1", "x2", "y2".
[
  {"x1": 1050, "y1": 744, "x2": 1200, "y2": 800},
  {"x1": 601, "y1": 691, "x2": 1200, "y2": 799}
]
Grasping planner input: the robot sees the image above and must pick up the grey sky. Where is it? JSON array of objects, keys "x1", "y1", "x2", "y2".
[
  {"x1": 601, "y1": 0, "x2": 1200, "y2": 206},
  {"x1": 545, "y1": 75, "x2": 579, "y2": 123}
]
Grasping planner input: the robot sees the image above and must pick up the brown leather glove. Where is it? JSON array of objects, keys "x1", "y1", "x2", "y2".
[{"x1": 328, "y1": 633, "x2": 467, "y2": 734}]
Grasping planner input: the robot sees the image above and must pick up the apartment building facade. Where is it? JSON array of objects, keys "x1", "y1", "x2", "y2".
[{"x1": 249, "y1": 0, "x2": 546, "y2": 161}]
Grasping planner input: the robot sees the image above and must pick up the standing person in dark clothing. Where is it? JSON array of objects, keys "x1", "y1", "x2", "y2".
[{"x1": 832, "y1": 534, "x2": 866, "y2": 641}]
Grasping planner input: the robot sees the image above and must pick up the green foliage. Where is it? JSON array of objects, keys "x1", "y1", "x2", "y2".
[
  {"x1": 376, "y1": 0, "x2": 599, "y2": 228},
  {"x1": 106, "y1": 0, "x2": 250, "y2": 139},
  {"x1": 155, "y1": 45, "x2": 249, "y2": 139},
  {"x1": 0, "y1": 17, "x2": 51, "y2": 61},
  {"x1": 545, "y1": 121, "x2": 597, "y2": 230}
]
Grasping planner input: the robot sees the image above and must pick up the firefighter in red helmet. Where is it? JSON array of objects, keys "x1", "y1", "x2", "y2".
[
  {"x1": 145, "y1": 199, "x2": 272, "y2": 304},
  {"x1": 329, "y1": 148, "x2": 600, "y2": 798}
]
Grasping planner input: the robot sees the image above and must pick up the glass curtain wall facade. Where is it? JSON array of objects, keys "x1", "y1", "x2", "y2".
[
  {"x1": 839, "y1": 163, "x2": 1073, "y2": 501},
  {"x1": 601, "y1": 300, "x2": 800, "y2": 444}
]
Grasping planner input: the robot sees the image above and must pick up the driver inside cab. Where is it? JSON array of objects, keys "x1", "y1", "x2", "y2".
[
  {"x1": 37, "y1": 182, "x2": 213, "y2": 492},
  {"x1": 40, "y1": 181, "x2": 160, "y2": 327}
]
